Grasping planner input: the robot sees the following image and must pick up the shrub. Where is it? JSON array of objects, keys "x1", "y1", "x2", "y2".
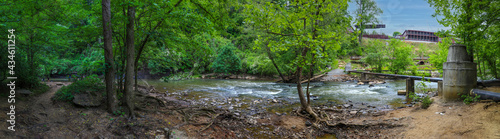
[
  {"x1": 53, "y1": 75, "x2": 104, "y2": 101},
  {"x1": 421, "y1": 96, "x2": 433, "y2": 109},
  {"x1": 408, "y1": 92, "x2": 433, "y2": 109},
  {"x1": 211, "y1": 44, "x2": 241, "y2": 73}
]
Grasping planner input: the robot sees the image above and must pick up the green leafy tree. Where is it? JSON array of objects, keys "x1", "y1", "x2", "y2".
[
  {"x1": 101, "y1": 0, "x2": 117, "y2": 113},
  {"x1": 246, "y1": 0, "x2": 350, "y2": 120},
  {"x1": 354, "y1": 0, "x2": 383, "y2": 46},
  {"x1": 362, "y1": 39, "x2": 387, "y2": 73},
  {"x1": 429, "y1": 37, "x2": 452, "y2": 72},
  {"x1": 212, "y1": 45, "x2": 241, "y2": 73},
  {"x1": 388, "y1": 39, "x2": 414, "y2": 74},
  {"x1": 393, "y1": 31, "x2": 401, "y2": 37},
  {"x1": 428, "y1": 0, "x2": 500, "y2": 79}
]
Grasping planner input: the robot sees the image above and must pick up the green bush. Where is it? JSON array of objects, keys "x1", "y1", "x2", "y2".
[
  {"x1": 211, "y1": 44, "x2": 241, "y2": 73},
  {"x1": 53, "y1": 75, "x2": 104, "y2": 101},
  {"x1": 421, "y1": 96, "x2": 433, "y2": 109},
  {"x1": 408, "y1": 92, "x2": 433, "y2": 109}
]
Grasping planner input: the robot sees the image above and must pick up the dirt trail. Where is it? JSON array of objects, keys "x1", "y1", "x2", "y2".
[
  {"x1": 359, "y1": 97, "x2": 500, "y2": 138},
  {"x1": 17, "y1": 82, "x2": 79, "y2": 138}
]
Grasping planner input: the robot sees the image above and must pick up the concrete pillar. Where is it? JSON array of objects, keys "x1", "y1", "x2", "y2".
[{"x1": 443, "y1": 44, "x2": 477, "y2": 102}]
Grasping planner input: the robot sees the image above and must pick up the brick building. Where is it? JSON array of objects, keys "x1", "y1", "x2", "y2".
[{"x1": 401, "y1": 30, "x2": 439, "y2": 42}]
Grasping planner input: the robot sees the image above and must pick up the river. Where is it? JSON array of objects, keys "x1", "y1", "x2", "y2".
[{"x1": 141, "y1": 79, "x2": 437, "y2": 108}]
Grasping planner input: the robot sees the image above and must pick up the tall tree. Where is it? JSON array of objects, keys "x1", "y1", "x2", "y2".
[
  {"x1": 124, "y1": 5, "x2": 136, "y2": 118},
  {"x1": 428, "y1": 0, "x2": 500, "y2": 78},
  {"x1": 354, "y1": 0, "x2": 382, "y2": 46},
  {"x1": 393, "y1": 31, "x2": 401, "y2": 37},
  {"x1": 246, "y1": 0, "x2": 350, "y2": 120},
  {"x1": 102, "y1": 0, "x2": 116, "y2": 113}
]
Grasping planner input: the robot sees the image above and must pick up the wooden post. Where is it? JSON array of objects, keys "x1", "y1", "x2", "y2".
[
  {"x1": 437, "y1": 81, "x2": 443, "y2": 96},
  {"x1": 361, "y1": 73, "x2": 366, "y2": 80},
  {"x1": 406, "y1": 78, "x2": 414, "y2": 100}
]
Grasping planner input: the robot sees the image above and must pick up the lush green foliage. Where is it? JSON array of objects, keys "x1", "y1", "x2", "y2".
[
  {"x1": 160, "y1": 72, "x2": 201, "y2": 82},
  {"x1": 393, "y1": 32, "x2": 401, "y2": 37},
  {"x1": 408, "y1": 92, "x2": 433, "y2": 109},
  {"x1": 428, "y1": 0, "x2": 500, "y2": 79},
  {"x1": 420, "y1": 96, "x2": 433, "y2": 109},
  {"x1": 211, "y1": 44, "x2": 242, "y2": 73},
  {"x1": 362, "y1": 39, "x2": 414, "y2": 74},
  {"x1": 388, "y1": 39, "x2": 414, "y2": 74},
  {"x1": 429, "y1": 37, "x2": 452, "y2": 72},
  {"x1": 354, "y1": 0, "x2": 383, "y2": 46},
  {"x1": 54, "y1": 75, "x2": 105, "y2": 101},
  {"x1": 461, "y1": 94, "x2": 480, "y2": 105},
  {"x1": 362, "y1": 39, "x2": 387, "y2": 72}
]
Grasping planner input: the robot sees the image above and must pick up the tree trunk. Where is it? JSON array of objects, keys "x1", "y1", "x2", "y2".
[
  {"x1": 124, "y1": 6, "x2": 136, "y2": 118},
  {"x1": 296, "y1": 48, "x2": 319, "y2": 120},
  {"x1": 134, "y1": 63, "x2": 138, "y2": 90},
  {"x1": 265, "y1": 46, "x2": 286, "y2": 82},
  {"x1": 358, "y1": 22, "x2": 363, "y2": 47},
  {"x1": 133, "y1": 0, "x2": 184, "y2": 89},
  {"x1": 102, "y1": 0, "x2": 116, "y2": 113}
]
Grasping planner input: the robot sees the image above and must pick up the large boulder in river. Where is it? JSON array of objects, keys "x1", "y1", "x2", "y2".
[{"x1": 73, "y1": 91, "x2": 103, "y2": 107}]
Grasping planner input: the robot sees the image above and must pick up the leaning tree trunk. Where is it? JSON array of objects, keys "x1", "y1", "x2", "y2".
[
  {"x1": 124, "y1": 5, "x2": 136, "y2": 118},
  {"x1": 296, "y1": 48, "x2": 319, "y2": 120},
  {"x1": 102, "y1": 0, "x2": 116, "y2": 113},
  {"x1": 265, "y1": 46, "x2": 286, "y2": 82}
]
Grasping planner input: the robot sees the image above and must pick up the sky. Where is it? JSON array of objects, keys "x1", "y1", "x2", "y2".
[{"x1": 347, "y1": 0, "x2": 451, "y2": 36}]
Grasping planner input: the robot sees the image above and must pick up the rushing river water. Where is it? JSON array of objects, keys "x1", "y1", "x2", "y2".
[{"x1": 142, "y1": 79, "x2": 437, "y2": 107}]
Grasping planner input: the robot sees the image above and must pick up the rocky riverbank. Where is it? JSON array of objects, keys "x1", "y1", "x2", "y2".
[{"x1": 2, "y1": 80, "x2": 498, "y2": 138}]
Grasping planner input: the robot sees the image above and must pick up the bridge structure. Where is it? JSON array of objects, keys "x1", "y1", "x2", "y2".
[{"x1": 347, "y1": 70, "x2": 500, "y2": 100}]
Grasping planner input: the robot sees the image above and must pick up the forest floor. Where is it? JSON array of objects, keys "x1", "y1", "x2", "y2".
[{"x1": 1, "y1": 81, "x2": 499, "y2": 138}]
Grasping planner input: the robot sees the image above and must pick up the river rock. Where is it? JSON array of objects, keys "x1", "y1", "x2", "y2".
[
  {"x1": 272, "y1": 99, "x2": 278, "y2": 103},
  {"x1": 357, "y1": 82, "x2": 364, "y2": 85},
  {"x1": 350, "y1": 111, "x2": 358, "y2": 115},
  {"x1": 155, "y1": 135, "x2": 165, "y2": 139},
  {"x1": 170, "y1": 129, "x2": 188, "y2": 139},
  {"x1": 305, "y1": 120, "x2": 312, "y2": 126},
  {"x1": 247, "y1": 117, "x2": 257, "y2": 125},
  {"x1": 73, "y1": 92, "x2": 103, "y2": 107},
  {"x1": 343, "y1": 104, "x2": 352, "y2": 108}
]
